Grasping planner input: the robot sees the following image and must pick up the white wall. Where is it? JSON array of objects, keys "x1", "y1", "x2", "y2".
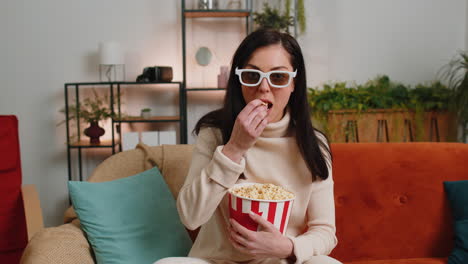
[
  {"x1": 302, "y1": 0, "x2": 466, "y2": 86},
  {"x1": 464, "y1": 0, "x2": 468, "y2": 143},
  {"x1": 0, "y1": 0, "x2": 185, "y2": 227},
  {"x1": 466, "y1": 0, "x2": 468, "y2": 50},
  {"x1": 1, "y1": 0, "x2": 466, "y2": 226}
]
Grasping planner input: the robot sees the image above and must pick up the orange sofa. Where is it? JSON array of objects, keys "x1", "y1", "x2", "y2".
[
  {"x1": 329, "y1": 143, "x2": 468, "y2": 264},
  {"x1": 21, "y1": 143, "x2": 467, "y2": 264}
]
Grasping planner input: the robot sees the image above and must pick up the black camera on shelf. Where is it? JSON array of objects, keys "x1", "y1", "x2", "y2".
[{"x1": 136, "y1": 66, "x2": 173, "y2": 83}]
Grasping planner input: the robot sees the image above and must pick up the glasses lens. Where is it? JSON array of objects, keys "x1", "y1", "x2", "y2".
[
  {"x1": 269, "y1": 72, "x2": 290, "y2": 86},
  {"x1": 241, "y1": 71, "x2": 261, "y2": 85}
]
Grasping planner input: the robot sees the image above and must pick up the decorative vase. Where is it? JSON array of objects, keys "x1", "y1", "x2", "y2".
[
  {"x1": 226, "y1": 0, "x2": 241, "y2": 9},
  {"x1": 84, "y1": 121, "x2": 105, "y2": 144},
  {"x1": 198, "y1": 0, "x2": 218, "y2": 9},
  {"x1": 141, "y1": 109, "x2": 152, "y2": 119}
]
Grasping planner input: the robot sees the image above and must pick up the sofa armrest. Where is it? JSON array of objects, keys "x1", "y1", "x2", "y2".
[
  {"x1": 21, "y1": 184, "x2": 44, "y2": 240},
  {"x1": 20, "y1": 220, "x2": 95, "y2": 264}
]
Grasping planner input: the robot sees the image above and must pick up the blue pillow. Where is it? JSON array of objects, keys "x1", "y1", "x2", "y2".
[
  {"x1": 69, "y1": 167, "x2": 192, "y2": 264},
  {"x1": 444, "y1": 180, "x2": 468, "y2": 264}
]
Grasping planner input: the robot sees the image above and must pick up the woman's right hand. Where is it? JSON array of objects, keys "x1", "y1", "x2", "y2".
[{"x1": 222, "y1": 99, "x2": 269, "y2": 163}]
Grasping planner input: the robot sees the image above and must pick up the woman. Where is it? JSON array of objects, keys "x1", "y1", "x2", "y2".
[{"x1": 156, "y1": 29, "x2": 341, "y2": 264}]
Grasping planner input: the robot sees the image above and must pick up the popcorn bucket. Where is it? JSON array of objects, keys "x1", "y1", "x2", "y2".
[{"x1": 228, "y1": 183, "x2": 295, "y2": 235}]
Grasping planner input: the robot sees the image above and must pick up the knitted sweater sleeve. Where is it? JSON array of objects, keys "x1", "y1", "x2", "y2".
[
  {"x1": 177, "y1": 127, "x2": 245, "y2": 230},
  {"x1": 288, "y1": 132, "x2": 338, "y2": 263}
]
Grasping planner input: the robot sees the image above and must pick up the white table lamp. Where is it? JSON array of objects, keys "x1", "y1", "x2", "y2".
[{"x1": 99, "y1": 41, "x2": 125, "y2": 82}]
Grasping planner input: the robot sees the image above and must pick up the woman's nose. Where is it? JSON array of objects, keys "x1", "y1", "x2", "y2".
[{"x1": 258, "y1": 77, "x2": 271, "y2": 92}]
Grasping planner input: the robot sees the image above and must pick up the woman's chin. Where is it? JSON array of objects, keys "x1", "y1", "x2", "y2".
[{"x1": 267, "y1": 111, "x2": 280, "y2": 123}]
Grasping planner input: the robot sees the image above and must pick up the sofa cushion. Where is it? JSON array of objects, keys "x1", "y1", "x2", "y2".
[
  {"x1": 330, "y1": 143, "x2": 468, "y2": 262},
  {"x1": 444, "y1": 180, "x2": 468, "y2": 264},
  {"x1": 68, "y1": 167, "x2": 192, "y2": 264},
  {"x1": 346, "y1": 257, "x2": 447, "y2": 264}
]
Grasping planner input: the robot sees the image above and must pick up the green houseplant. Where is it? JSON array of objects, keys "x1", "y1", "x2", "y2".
[
  {"x1": 253, "y1": 0, "x2": 306, "y2": 34},
  {"x1": 308, "y1": 75, "x2": 456, "y2": 142},
  {"x1": 439, "y1": 51, "x2": 468, "y2": 142},
  {"x1": 284, "y1": 0, "x2": 306, "y2": 34},
  {"x1": 253, "y1": 3, "x2": 294, "y2": 33},
  {"x1": 60, "y1": 89, "x2": 116, "y2": 144}
]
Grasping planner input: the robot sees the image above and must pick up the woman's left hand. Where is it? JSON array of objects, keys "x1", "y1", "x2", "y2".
[{"x1": 228, "y1": 212, "x2": 294, "y2": 259}]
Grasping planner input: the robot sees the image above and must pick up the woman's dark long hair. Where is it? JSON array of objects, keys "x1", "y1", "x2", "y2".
[{"x1": 194, "y1": 29, "x2": 331, "y2": 181}]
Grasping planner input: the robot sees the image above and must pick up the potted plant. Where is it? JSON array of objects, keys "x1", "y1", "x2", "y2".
[
  {"x1": 439, "y1": 51, "x2": 468, "y2": 142},
  {"x1": 308, "y1": 75, "x2": 456, "y2": 142},
  {"x1": 253, "y1": 0, "x2": 306, "y2": 34},
  {"x1": 253, "y1": 3, "x2": 294, "y2": 33},
  {"x1": 408, "y1": 81, "x2": 455, "y2": 141},
  {"x1": 60, "y1": 89, "x2": 116, "y2": 144},
  {"x1": 283, "y1": 0, "x2": 306, "y2": 34},
  {"x1": 140, "y1": 108, "x2": 152, "y2": 119},
  {"x1": 296, "y1": 0, "x2": 306, "y2": 34}
]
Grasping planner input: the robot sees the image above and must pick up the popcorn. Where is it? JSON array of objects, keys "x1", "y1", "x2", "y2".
[{"x1": 231, "y1": 183, "x2": 294, "y2": 200}]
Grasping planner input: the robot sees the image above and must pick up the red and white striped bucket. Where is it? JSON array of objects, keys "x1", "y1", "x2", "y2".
[{"x1": 228, "y1": 183, "x2": 295, "y2": 235}]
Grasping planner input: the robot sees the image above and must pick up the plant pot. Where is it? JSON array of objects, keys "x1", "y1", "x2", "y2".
[
  {"x1": 84, "y1": 121, "x2": 105, "y2": 144},
  {"x1": 141, "y1": 109, "x2": 152, "y2": 119},
  {"x1": 325, "y1": 109, "x2": 457, "y2": 143},
  {"x1": 420, "y1": 111, "x2": 458, "y2": 142}
]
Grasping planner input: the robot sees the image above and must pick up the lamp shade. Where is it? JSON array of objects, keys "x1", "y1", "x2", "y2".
[{"x1": 99, "y1": 42, "x2": 124, "y2": 65}]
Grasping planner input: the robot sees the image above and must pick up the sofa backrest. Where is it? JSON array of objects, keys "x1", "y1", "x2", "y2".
[
  {"x1": 86, "y1": 143, "x2": 194, "y2": 199},
  {"x1": 329, "y1": 143, "x2": 468, "y2": 262},
  {"x1": 67, "y1": 142, "x2": 468, "y2": 262}
]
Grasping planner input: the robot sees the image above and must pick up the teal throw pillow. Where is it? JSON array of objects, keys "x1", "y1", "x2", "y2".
[
  {"x1": 444, "y1": 180, "x2": 468, "y2": 264},
  {"x1": 69, "y1": 167, "x2": 192, "y2": 264}
]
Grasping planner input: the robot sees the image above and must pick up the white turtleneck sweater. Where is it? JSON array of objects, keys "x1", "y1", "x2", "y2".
[{"x1": 176, "y1": 111, "x2": 337, "y2": 263}]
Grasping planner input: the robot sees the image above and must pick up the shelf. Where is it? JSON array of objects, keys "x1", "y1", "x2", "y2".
[
  {"x1": 69, "y1": 140, "x2": 118, "y2": 148},
  {"x1": 186, "y1": 88, "x2": 227, "y2": 91},
  {"x1": 117, "y1": 81, "x2": 181, "y2": 85},
  {"x1": 65, "y1": 81, "x2": 181, "y2": 86},
  {"x1": 113, "y1": 116, "x2": 181, "y2": 123},
  {"x1": 184, "y1": 10, "x2": 250, "y2": 18}
]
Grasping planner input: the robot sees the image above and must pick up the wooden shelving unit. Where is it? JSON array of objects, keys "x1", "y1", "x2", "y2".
[
  {"x1": 69, "y1": 140, "x2": 118, "y2": 148},
  {"x1": 114, "y1": 116, "x2": 181, "y2": 123},
  {"x1": 186, "y1": 88, "x2": 227, "y2": 91},
  {"x1": 64, "y1": 81, "x2": 185, "y2": 182},
  {"x1": 181, "y1": 1, "x2": 253, "y2": 92},
  {"x1": 184, "y1": 10, "x2": 250, "y2": 18}
]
